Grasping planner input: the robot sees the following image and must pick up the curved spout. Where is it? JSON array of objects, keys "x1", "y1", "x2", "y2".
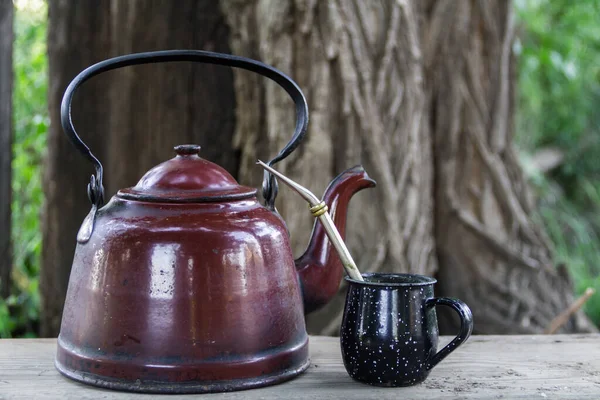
[{"x1": 295, "y1": 166, "x2": 376, "y2": 314}]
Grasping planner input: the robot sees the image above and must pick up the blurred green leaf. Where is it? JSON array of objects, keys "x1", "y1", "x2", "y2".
[
  {"x1": 5, "y1": 0, "x2": 47, "y2": 338},
  {"x1": 515, "y1": 0, "x2": 600, "y2": 326}
]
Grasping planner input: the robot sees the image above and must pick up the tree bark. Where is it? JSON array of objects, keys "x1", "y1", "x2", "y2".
[
  {"x1": 41, "y1": 0, "x2": 235, "y2": 336},
  {"x1": 0, "y1": 0, "x2": 12, "y2": 300},
  {"x1": 221, "y1": 0, "x2": 435, "y2": 335},
  {"x1": 105, "y1": 0, "x2": 236, "y2": 196},
  {"x1": 42, "y1": 0, "x2": 113, "y2": 336},
  {"x1": 220, "y1": 0, "x2": 594, "y2": 334},
  {"x1": 423, "y1": 0, "x2": 594, "y2": 333}
]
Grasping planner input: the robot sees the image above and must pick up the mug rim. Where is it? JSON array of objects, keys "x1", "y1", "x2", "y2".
[{"x1": 345, "y1": 272, "x2": 437, "y2": 287}]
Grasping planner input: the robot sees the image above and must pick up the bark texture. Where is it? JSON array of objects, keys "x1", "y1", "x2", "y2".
[
  {"x1": 42, "y1": 0, "x2": 235, "y2": 336},
  {"x1": 221, "y1": 0, "x2": 435, "y2": 335},
  {"x1": 0, "y1": 0, "x2": 12, "y2": 299},
  {"x1": 221, "y1": 0, "x2": 594, "y2": 334},
  {"x1": 423, "y1": 1, "x2": 594, "y2": 333},
  {"x1": 105, "y1": 0, "x2": 236, "y2": 196}
]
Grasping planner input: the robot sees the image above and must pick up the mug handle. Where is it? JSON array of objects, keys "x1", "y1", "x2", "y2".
[{"x1": 425, "y1": 297, "x2": 474, "y2": 370}]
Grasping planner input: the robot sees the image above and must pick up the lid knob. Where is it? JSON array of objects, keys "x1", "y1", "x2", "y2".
[{"x1": 174, "y1": 144, "x2": 201, "y2": 156}]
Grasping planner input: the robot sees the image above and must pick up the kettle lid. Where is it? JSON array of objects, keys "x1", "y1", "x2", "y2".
[{"x1": 117, "y1": 145, "x2": 256, "y2": 203}]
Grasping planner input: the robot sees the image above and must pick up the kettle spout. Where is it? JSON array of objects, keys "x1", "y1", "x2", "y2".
[{"x1": 295, "y1": 165, "x2": 376, "y2": 314}]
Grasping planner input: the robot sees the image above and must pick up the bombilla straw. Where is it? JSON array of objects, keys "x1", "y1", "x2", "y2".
[{"x1": 257, "y1": 160, "x2": 364, "y2": 282}]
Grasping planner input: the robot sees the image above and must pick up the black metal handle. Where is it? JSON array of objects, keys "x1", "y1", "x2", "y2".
[
  {"x1": 425, "y1": 297, "x2": 473, "y2": 370},
  {"x1": 61, "y1": 49, "x2": 309, "y2": 210}
]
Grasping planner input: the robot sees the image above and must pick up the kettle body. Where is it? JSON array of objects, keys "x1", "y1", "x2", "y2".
[{"x1": 57, "y1": 189, "x2": 308, "y2": 393}]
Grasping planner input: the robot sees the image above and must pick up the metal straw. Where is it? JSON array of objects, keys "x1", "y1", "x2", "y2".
[{"x1": 257, "y1": 160, "x2": 364, "y2": 282}]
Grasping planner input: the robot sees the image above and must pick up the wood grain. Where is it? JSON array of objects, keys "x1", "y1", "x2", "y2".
[{"x1": 1, "y1": 335, "x2": 599, "y2": 399}]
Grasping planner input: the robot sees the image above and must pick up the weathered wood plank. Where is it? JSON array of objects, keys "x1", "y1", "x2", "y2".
[{"x1": 0, "y1": 335, "x2": 599, "y2": 399}]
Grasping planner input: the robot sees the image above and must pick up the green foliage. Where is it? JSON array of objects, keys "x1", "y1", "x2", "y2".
[
  {"x1": 515, "y1": 0, "x2": 600, "y2": 325},
  {"x1": 1, "y1": 0, "x2": 48, "y2": 337}
]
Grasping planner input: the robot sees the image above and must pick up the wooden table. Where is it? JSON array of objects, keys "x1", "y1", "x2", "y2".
[{"x1": 1, "y1": 335, "x2": 599, "y2": 399}]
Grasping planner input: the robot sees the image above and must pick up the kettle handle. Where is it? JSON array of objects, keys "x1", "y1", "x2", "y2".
[{"x1": 61, "y1": 49, "x2": 309, "y2": 211}]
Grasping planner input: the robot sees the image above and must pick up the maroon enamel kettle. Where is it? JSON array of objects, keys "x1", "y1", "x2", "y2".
[{"x1": 55, "y1": 50, "x2": 375, "y2": 393}]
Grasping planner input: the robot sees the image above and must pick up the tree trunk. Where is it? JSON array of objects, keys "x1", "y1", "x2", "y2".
[
  {"x1": 41, "y1": 0, "x2": 236, "y2": 336},
  {"x1": 105, "y1": 0, "x2": 236, "y2": 196},
  {"x1": 42, "y1": 0, "x2": 113, "y2": 336},
  {"x1": 0, "y1": 0, "x2": 12, "y2": 299},
  {"x1": 220, "y1": 0, "x2": 594, "y2": 334},
  {"x1": 423, "y1": 0, "x2": 594, "y2": 333},
  {"x1": 220, "y1": 0, "x2": 435, "y2": 335}
]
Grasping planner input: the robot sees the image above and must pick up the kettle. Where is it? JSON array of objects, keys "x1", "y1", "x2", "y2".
[{"x1": 55, "y1": 50, "x2": 375, "y2": 393}]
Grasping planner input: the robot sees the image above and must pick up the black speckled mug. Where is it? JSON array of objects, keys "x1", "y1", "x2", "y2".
[{"x1": 340, "y1": 273, "x2": 473, "y2": 387}]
